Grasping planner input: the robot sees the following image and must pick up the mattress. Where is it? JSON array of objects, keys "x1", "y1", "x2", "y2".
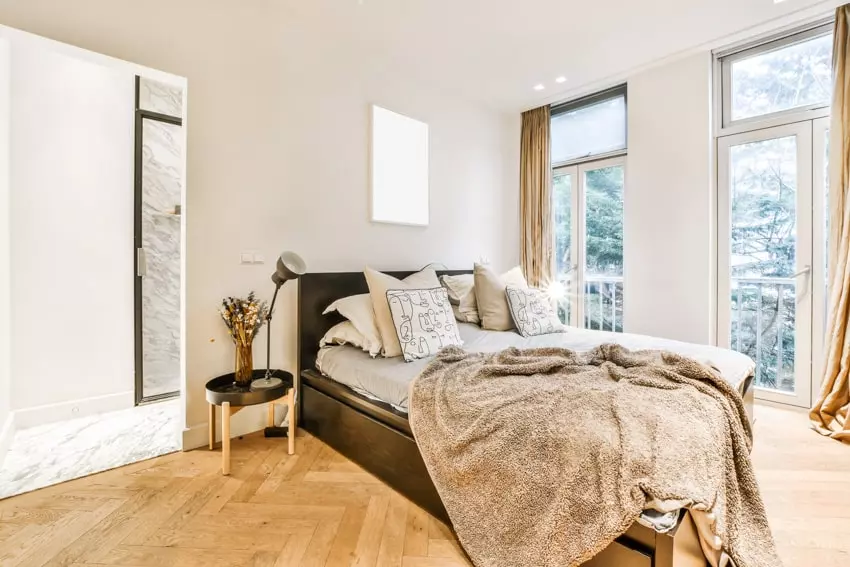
[{"x1": 316, "y1": 322, "x2": 755, "y2": 412}]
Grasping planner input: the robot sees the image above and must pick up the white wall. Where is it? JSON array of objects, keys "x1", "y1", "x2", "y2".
[
  {"x1": 0, "y1": 39, "x2": 12, "y2": 464},
  {"x1": 625, "y1": 53, "x2": 713, "y2": 345},
  {"x1": 0, "y1": 1, "x2": 520, "y2": 445},
  {"x1": 9, "y1": 45, "x2": 136, "y2": 416}
]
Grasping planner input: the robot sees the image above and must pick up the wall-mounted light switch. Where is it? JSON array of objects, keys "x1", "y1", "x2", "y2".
[
  {"x1": 253, "y1": 253, "x2": 266, "y2": 264},
  {"x1": 240, "y1": 252, "x2": 253, "y2": 264}
]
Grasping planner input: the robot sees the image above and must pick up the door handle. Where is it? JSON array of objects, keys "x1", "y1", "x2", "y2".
[
  {"x1": 793, "y1": 265, "x2": 811, "y2": 300},
  {"x1": 137, "y1": 248, "x2": 147, "y2": 278},
  {"x1": 793, "y1": 265, "x2": 811, "y2": 278}
]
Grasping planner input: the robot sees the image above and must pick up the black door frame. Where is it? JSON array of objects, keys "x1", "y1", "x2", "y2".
[{"x1": 134, "y1": 76, "x2": 184, "y2": 406}]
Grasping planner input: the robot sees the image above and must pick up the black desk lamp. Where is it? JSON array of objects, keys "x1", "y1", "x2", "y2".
[{"x1": 251, "y1": 251, "x2": 307, "y2": 390}]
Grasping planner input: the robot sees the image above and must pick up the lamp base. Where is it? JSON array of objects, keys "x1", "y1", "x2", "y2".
[
  {"x1": 263, "y1": 426, "x2": 289, "y2": 438},
  {"x1": 251, "y1": 377, "x2": 283, "y2": 390}
]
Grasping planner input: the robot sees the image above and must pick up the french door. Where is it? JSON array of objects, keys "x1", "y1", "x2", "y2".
[
  {"x1": 718, "y1": 118, "x2": 828, "y2": 407},
  {"x1": 553, "y1": 157, "x2": 625, "y2": 331}
]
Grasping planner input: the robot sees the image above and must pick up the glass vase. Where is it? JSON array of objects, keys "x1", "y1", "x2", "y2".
[{"x1": 235, "y1": 342, "x2": 254, "y2": 387}]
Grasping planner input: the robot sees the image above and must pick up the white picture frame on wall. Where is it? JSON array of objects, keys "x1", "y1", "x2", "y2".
[{"x1": 370, "y1": 104, "x2": 429, "y2": 226}]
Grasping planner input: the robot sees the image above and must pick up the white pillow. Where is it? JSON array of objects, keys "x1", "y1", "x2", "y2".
[
  {"x1": 319, "y1": 321, "x2": 375, "y2": 354},
  {"x1": 365, "y1": 267, "x2": 440, "y2": 357},
  {"x1": 322, "y1": 294, "x2": 382, "y2": 356},
  {"x1": 505, "y1": 286, "x2": 565, "y2": 337},
  {"x1": 386, "y1": 287, "x2": 462, "y2": 362}
]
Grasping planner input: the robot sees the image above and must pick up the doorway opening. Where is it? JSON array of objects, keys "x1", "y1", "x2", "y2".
[
  {"x1": 0, "y1": 26, "x2": 187, "y2": 499},
  {"x1": 134, "y1": 76, "x2": 184, "y2": 405}
]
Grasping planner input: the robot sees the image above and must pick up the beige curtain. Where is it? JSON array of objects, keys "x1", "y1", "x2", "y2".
[
  {"x1": 520, "y1": 105, "x2": 553, "y2": 288},
  {"x1": 811, "y1": 5, "x2": 850, "y2": 442}
]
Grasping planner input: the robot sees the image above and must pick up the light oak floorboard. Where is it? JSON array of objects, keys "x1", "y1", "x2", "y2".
[{"x1": 0, "y1": 405, "x2": 846, "y2": 566}]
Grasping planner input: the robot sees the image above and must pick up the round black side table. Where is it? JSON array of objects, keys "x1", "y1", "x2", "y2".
[{"x1": 205, "y1": 369, "x2": 295, "y2": 475}]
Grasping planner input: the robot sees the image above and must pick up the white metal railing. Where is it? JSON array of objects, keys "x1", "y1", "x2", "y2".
[
  {"x1": 584, "y1": 275, "x2": 623, "y2": 332},
  {"x1": 731, "y1": 276, "x2": 795, "y2": 391},
  {"x1": 555, "y1": 274, "x2": 624, "y2": 332}
]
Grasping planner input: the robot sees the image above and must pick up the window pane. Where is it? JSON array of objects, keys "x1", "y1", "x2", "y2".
[
  {"x1": 553, "y1": 173, "x2": 572, "y2": 323},
  {"x1": 731, "y1": 33, "x2": 832, "y2": 122},
  {"x1": 584, "y1": 165, "x2": 624, "y2": 332},
  {"x1": 730, "y1": 137, "x2": 797, "y2": 279},
  {"x1": 729, "y1": 136, "x2": 797, "y2": 393},
  {"x1": 553, "y1": 173, "x2": 572, "y2": 278},
  {"x1": 551, "y1": 96, "x2": 626, "y2": 163}
]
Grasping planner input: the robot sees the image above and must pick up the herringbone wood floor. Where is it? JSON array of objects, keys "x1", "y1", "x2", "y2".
[{"x1": 0, "y1": 404, "x2": 847, "y2": 567}]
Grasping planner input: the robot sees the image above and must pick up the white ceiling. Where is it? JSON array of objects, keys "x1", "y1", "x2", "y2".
[{"x1": 284, "y1": 0, "x2": 838, "y2": 112}]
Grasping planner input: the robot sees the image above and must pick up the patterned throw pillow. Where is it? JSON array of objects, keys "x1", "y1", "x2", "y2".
[
  {"x1": 505, "y1": 285, "x2": 566, "y2": 337},
  {"x1": 386, "y1": 288, "x2": 463, "y2": 362}
]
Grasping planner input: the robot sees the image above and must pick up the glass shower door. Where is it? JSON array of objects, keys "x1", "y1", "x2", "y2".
[{"x1": 135, "y1": 77, "x2": 184, "y2": 404}]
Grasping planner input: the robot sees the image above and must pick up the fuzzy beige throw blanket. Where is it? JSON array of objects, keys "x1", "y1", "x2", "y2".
[{"x1": 408, "y1": 345, "x2": 780, "y2": 567}]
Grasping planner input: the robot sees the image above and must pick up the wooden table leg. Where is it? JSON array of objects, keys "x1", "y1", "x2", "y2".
[
  {"x1": 268, "y1": 401, "x2": 276, "y2": 427},
  {"x1": 287, "y1": 388, "x2": 296, "y2": 455},
  {"x1": 209, "y1": 403, "x2": 216, "y2": 450},
  {"x1": 222, "y1": 401, "x2": 231, "y2": 475}
]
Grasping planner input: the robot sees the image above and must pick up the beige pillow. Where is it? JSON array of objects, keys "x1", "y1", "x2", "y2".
[
  {"x1": 440, "y1": 274, "x2": 481, "y2": 324},
  {"x1": 474, "y1": 264, "x2": 528, "y2": 331},
  {"x1": 440, "y1": 274, "x2": 474, "y2": 304},
  {"x1": 365, "y1": 267, "x2": 440, "y2": 357}
]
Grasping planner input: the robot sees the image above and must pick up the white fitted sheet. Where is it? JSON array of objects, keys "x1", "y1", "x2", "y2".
[{"x1": 316, "y1": 323, "x2": 755, "y2": 412}]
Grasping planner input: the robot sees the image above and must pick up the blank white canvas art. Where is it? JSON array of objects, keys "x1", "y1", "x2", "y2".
[{"x1": 370, "y1": 105, "x2": 429, "y2": 226}]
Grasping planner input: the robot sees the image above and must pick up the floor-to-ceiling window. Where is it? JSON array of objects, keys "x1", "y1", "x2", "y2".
[
  {"x1": 551, "y1": 86, "x2": 627, "y2": 331},
  {"x1": 716, "y1": 22, "x2": 832, "y2": 408}
]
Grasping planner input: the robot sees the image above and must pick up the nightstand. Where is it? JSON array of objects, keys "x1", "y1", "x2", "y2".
[{"x1": 205, "y1": 369, "x2": 295, "y2": 475}]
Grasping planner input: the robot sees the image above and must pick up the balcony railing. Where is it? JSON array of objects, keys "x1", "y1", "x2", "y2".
[
  {"x1": 584, "y1": 275, "x2": 623, "y2": 332},
  {"x1": 556, "y1": 274, "x2": 623, "y2": 333},
  {"x1": 731, "y1": 276, "x2": 796, "y2": 393}
]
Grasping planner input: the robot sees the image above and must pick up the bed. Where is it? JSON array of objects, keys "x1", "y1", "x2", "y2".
[{"x1": 296, "y1": 270, "x2": 756, "y2": 567}]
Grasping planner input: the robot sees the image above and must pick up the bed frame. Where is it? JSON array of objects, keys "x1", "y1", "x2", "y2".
[{"x1": 297, "y1": 270, "x2": 732, "y2": 567}]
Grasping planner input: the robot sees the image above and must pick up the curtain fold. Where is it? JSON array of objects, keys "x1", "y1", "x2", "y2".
[
  {"x1": 520, "y1": 105, "x2": 553, "y2": 288},
  {"x1": 811, "y1": 5, "x2": 850, "y2": 442}
]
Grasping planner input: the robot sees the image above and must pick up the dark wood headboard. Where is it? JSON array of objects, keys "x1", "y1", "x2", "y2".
[{"x1": 297, "y1": 270, "x2": 471, "y2": 375}]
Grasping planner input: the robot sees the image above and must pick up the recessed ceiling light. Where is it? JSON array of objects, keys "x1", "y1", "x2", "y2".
[
  {"x1": 533, "y1": 84, "x2": 545, "y2": 91},
  {"x1": 555, "y1": 76, "x2": 567, "y2": 84}
]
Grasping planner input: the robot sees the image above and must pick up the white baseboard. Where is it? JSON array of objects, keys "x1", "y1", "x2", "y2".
[
  {"x1": 0, "y1": 414, "x2": 15, "y2": 469},
  {"x1": 13, "y1": 390, "x2": 135, "y2": 430},
  {"x1": 181, "y1": 403, "x2": 290, "y2": 451}
]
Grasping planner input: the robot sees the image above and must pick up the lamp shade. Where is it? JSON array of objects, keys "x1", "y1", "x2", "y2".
[{"x1": 271, "y1": 251, "x2": 307, "y2": 286}]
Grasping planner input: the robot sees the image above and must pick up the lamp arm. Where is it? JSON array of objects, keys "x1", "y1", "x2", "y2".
[{"x1": 265, "y1": 283, "x2": 282, "y2": 378}]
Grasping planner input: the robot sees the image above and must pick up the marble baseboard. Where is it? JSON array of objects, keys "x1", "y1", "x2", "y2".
[
  {"x1": 13, "y1": 390, "x2": 134, "y2": 430},
  {"x1": 0, "y1": 399, "x2": 180, "y2": 500},
  {"x1": 0, "y1": 415, "x2": 15, "y2": 470}
]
